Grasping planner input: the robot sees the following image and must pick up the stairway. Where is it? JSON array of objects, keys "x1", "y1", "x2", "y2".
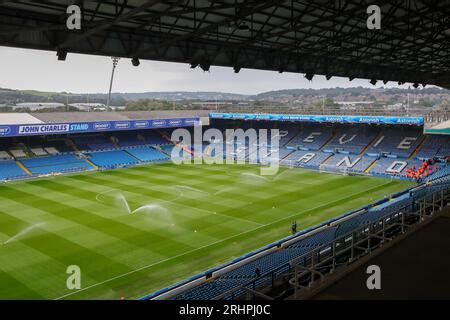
[
  {"x1": 365, "y1": 159, "x2": 378, "y2": 173},
  {"x1": 15, "y1": 160, "x2": 32, "y2": 176},
  {"x1": 409, "y1": 136, "x2": 429, "y2": 160},
  {"x1": 158, "y1": 130, "x2": 195, "y2": 156}
]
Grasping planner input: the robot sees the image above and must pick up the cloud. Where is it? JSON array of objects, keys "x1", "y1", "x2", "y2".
[{"x1": 0, "y1": 46, "x2": 412, "y2": 94}]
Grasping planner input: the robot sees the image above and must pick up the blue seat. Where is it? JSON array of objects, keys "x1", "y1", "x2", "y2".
[
  {"x1": 21, "y1": 154, "x2": 93, "y2": 175},
  {"x1": 0, "y1": 160, "x2": 28, "y2": 180},
  {"x1": 88, "y1": 150, "x2": 139, "y2": 168},
  {"x1": 126, "y1": 147, "x2": 169, "y2": 162}
]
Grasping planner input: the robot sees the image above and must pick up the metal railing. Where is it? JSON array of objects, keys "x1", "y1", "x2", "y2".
[
  {"x1": 217, "y1": 178, "x2": 449, "y2": 300},
  {"x1": 141, "y1": 158, "x2": 449, "y2": 300}
]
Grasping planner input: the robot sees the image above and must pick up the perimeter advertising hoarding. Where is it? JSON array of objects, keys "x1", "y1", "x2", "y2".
[
  {"x1": 209, "y1": 113, "x2": 424, "y2": 126},
  {"x1": 0, "y1": 117, "x2": 201, "y2": 137}
]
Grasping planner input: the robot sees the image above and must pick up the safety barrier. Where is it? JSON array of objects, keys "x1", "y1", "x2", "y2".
[{"x1": 141, "y1": 170, "x2": 449, "y2": 300}]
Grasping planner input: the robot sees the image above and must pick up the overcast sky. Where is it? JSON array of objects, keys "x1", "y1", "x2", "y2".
[{"x1": 0, "y1": 46, "x2": 416, "y2": 95}]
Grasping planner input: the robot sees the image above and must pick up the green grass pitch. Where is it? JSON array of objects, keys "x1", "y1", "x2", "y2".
[{"x1": 0, "y1": 163, "x2": 414, "y2": 300}]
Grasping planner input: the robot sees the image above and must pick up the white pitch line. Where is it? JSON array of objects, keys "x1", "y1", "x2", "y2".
[
  {"x1": 161, "y1": 189, "x2": 264, "y2": 227},
  {"x1": 95, "y1": 184, "x2": 263, "y2": 228},
  {"x1": 54, "y1": 179, "x2": 393, "y2": 300},
  {"x1": 178, "y1": 203, "x2": 265, "y2": 228},
  {"x1": 53, "y1": 224, "x2": 263, "y2": 300}
]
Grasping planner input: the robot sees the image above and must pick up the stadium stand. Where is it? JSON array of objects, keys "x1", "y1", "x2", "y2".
[
  {"x1": 278, "y1": 148, "x2": 294, "y2": 161},
  {"x1": 43, "y1": 139, "x2": 74, "y2": 153},
  {"x1": 9, "y1": 148, "x2": 27, "y2": 158},
  {"x1": 0, "y1": 150, "x2": 12, "y2": 160},
  {"x1": 278, "y1": 125, "x2": 301, "y2": 147},
  {"x1": 142, "y1": 130, "x2": 169, "y2": 145},
  {"x1": 73, "y1": 134, "x2": 116, "y2": 151},
  {"x1": 325, "y1": 126, "x2": 378, "y2": 154},
  {"x1": 21, "y1": 154, "x2": 94, "y2": 175},
  {"x1": 44, "y1": 147, "x2": 59, "y2": 155},
  {"x1": 160, "y1": 144, "x2": 175, "y2": 154},
  {"x1": 321, "y1": 154, "x2": 373, "y2": 173},
  {"x1": 30, "y1": 147, "x2": 48, "y2": 156},
  {"x1": 193, "y1": 119, "x2": 447, "y2": 180},
  {"x1": 369, "y1": 157, "x2": 406, "y2": 177},
  {"x1": 125, "y1": 146, "x2": 169, "y2": 162},
  {"x1": 0, "y1": 160, "x2": 28, "y2": 180},
  {"x1": 348, "y1": 156, "x2": 378, "y2": 173},
  {"x1": 114, "y1": 133, "x2": 144, "y2": 147},
  {"x1": 415, "y1": 135, "x2": 450, "y2": 159},
  {"x1": 0, "y1": 119, "x2": 447, "y2": 180},
  {"x1": 426, "y1": 165, "x2": 450, "y2": 181},
  {"x1": 87, "y1": 150, "x2": 139, "y2": 169},
  {"x1": 366, "y1": 127, "x2": 423, "y2": 158},
  {"x1": 434, "y1": 136, "x2": 450, "y2": 159},
  {"x1": 282, "y1": 149, "x2": 333, "y2": 168},
  {"x1": 285, "y1": 124, "x2": 333, "y2": 150}
]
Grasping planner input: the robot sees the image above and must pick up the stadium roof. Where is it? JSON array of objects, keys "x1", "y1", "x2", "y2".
[
  {"x1": 0, "y1": 1, "x2": 449, "y2": 89},
  {"x1": 424, "y1": 120, "x2": 450, "y2": 134},
  {"x1": 0, "y1": 110, "x2": 209, "y2": 125},
  {"x1": 31, "y1": 110, "x2": 210, "y2": 123},
  {"x1": 0, "y1": 113, "x2": 44, "y2": 125}
]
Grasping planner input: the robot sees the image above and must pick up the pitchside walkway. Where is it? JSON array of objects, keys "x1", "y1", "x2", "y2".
[{"x1": 306, "y1": 208, "x2": 450, "y2": 300}]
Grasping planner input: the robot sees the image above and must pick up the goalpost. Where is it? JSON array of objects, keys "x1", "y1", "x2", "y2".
[
  {"x1": 342, "y1": 167, "x2": 349, "y2": 176},
  {"x1": 287, "y1": 159, "x2": 295, "y2": 168}
]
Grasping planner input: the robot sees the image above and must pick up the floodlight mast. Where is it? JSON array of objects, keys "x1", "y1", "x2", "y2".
[{"x1": 106, "y1": 57, "x2": 120, "y2": 111}]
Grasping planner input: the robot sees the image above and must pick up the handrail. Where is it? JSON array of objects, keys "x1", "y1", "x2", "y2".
[
  {"x1": 216, "y1": 184, "x2": 449, "y2": 300},
  {"x1": 141, "y1": 167, "x2": 447, "y2": 300}
]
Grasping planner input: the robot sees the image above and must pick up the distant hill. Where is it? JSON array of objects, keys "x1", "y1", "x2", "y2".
[
  {"x1": 0, "y1": 88, "x2": 127, "y2": 106},
  {"x1": 0, "y1": 86, "x2": 448, "y2": 106},
  {"x1": 0, "y1": 88, "x2": 247, "y2": 106},
  {"x1": 113, "y1": 87, "x2": 449, "y2": 101},
  {"x1": 252, "y1": 87, "x2": 448, "y2": 100},
  {"x1": 113, "y1": 91, "x2": 248, "y2": 101}
]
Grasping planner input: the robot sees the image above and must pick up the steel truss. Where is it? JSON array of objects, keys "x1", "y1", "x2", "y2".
[{"x1": 0, "y1": 1, "x2": 448, "y2": 88}]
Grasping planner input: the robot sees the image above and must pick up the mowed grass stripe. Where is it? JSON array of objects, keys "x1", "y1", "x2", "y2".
[
  {"x1": 0, "y1": 269, "x2": 44, "y2": 299},
  {"x1": 101, "y1": 165, "x2": 237, "y2": 190},
  {"x1": 0, "y1": 209, "x2": 130, "y2": 298},
  {"x1": 66, "y1": 170, "x2": 263, "y2": 230},
  {"x1": 0, "y1": 196, "x2": 171, "y2": 271},
  {"x1": 72, "y1": 168, "x2": 285, "y2": 225},
  {"x1": 64, "y1": 174, "x2": 258, "y2": 232},
  {"x1": 55, "y1": 177, "x2": 407, "y2": 300},
  {"x1": 22, "y1": 171, "x2": 262, "y2": 258},
  {"x1": 178, "y1": 172, "x2": 383, "y2": 224},
  {"x1": 0, "y1": 184, "x2": 197, "y2": 255},
  {"x1": 63, "y1": 172, "x2": 261, "y2": 234},
  {"x1": 93, "y1": 165, "x2": 353, "y2": 224},
  {"x1": 0, "y1": 164, "x2": 414, "y2": 299}
]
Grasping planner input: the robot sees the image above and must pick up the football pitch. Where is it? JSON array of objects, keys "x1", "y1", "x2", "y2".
[{"x1": 0, "y1": 163, "x2": 414, "y2": 300}]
